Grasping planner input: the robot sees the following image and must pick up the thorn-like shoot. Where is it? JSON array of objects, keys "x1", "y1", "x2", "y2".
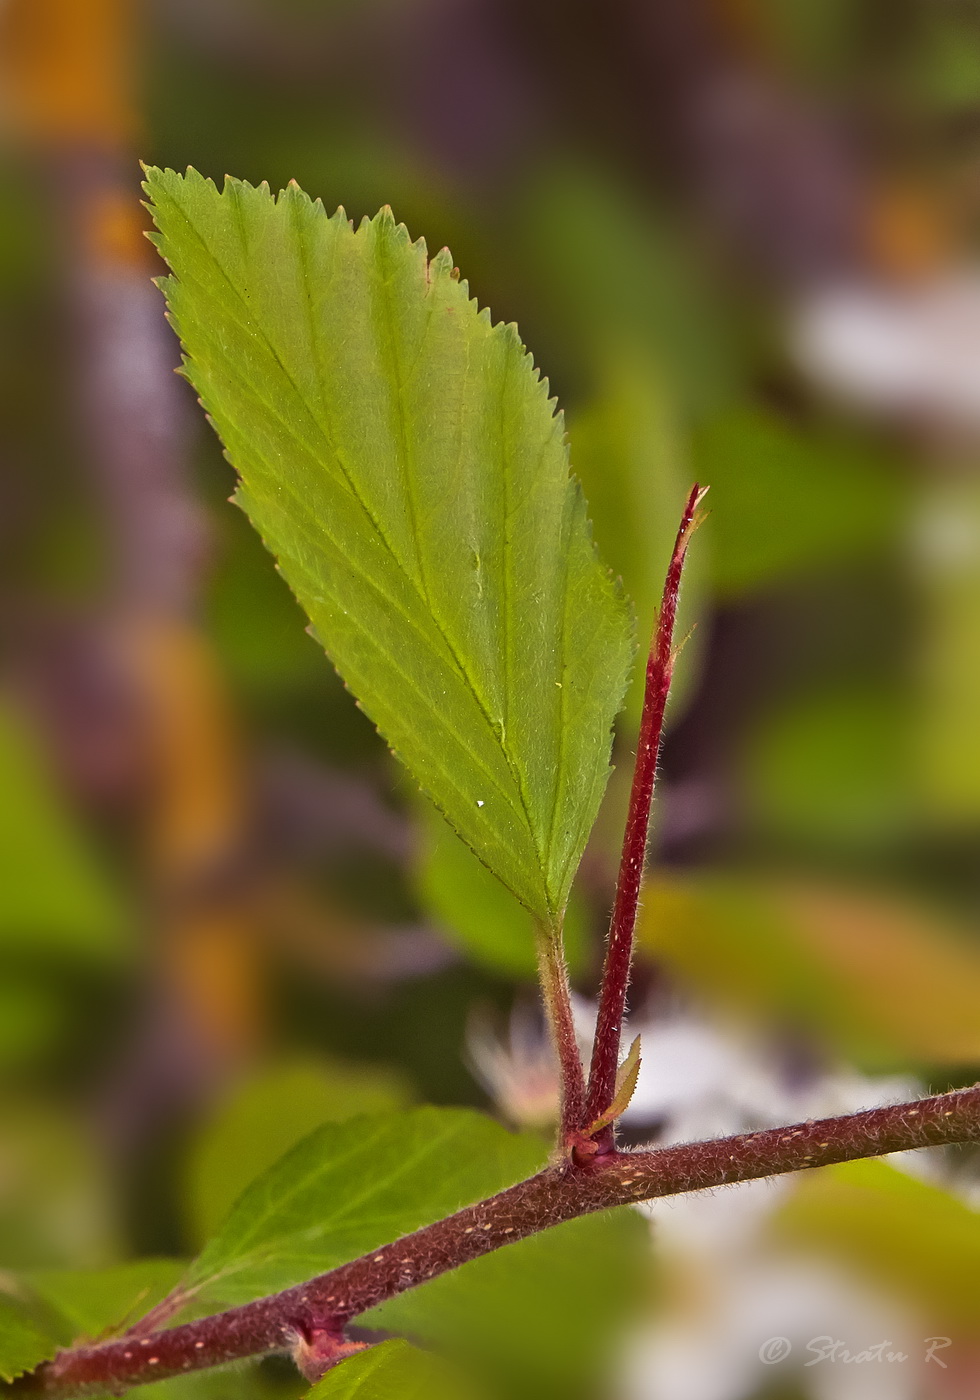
[{"x1": 583, "y1": 484, "x2": 707, "y2": 1151}]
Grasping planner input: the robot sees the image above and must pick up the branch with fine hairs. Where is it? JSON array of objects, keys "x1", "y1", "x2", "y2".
[
  {"x1": 535, "y1": 920, "x2": 587, "y2": 1147},
  {"x1": 25, "y1": 1084, "x2": 980, "y2": 1398},
  {"x1": 583, "y1": 484, "x2": 708, "y2": 1150}
]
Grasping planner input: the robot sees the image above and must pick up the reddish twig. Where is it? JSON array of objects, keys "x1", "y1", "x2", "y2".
[
  {"x1": 583, "y1": 484, "x2": 707, "y2": 1148},
  {"x1": 25, "y1": 1084, "x2": 980, "y2": 1398}
]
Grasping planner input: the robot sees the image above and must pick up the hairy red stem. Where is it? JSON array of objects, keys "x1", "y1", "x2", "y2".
[
  {"x1": 584, "y1": 484, "x2": 706, "y2": 1144},
  {"x1": 536, "y1": 923, "x2": 587, "y2": 1146},
  {"x1": 25, "y1": 1084, "x2": 980, "y2": 1398}
]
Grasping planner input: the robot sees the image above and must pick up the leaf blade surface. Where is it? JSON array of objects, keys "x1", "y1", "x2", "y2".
[
  {"x1": 144, "y1": 168, "x2": 633, "y2": 918},
  {"x1": 179, "y1": 1107, "x2": 545, "y2": 1309},
  {"x1": 0, "y1": 1297, "x2": 58, "y2": 1383},
  {"x1": 307, "y1": 1339, "x2": 474, "y2": 1400}
]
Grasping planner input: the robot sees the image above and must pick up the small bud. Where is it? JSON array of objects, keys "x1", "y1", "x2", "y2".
[{"x1": 286, "y1": 1326, "x2": 369, "y2": 1383}]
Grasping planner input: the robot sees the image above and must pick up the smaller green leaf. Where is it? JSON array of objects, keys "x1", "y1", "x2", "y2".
[
  {"x1": 308, "y1": 1340, "x2": 475, "y2": 1400},
  {"x1": 184, "y1": 1057, "x2": 412, "y2": 1245},
  {"x1": 26, "y1": 1260, "x2": 186, "y2": 1342},
  {"x1": 179, "y1": 1108, "x2": 545, "y2": 1310},
  {"x1": 587, "y1": 1036, "x2": 642, "y2": 1135},
  {"x1": 0, "y1": 1295, "x2": 58, "y2": 1383}
]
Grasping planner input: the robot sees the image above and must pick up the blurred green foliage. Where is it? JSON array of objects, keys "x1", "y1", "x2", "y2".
[
  {"x1": 692, "y1": 407, "x2": 906, "y2": 600},
  {"x1": 0, "y1": 1101, "x2": 120, "y2": 1271},
  {"x1": 639, "y1": 874, "x2": 980, "y2": 1068},
  {"x1": 0, "y1": 702, "x2": 124, "y2": 960},
  {"x1": 414, "y1": 798, "x2": 590, "y2": 980},
  {"x1": 774, "y1": 1159, "x2": 980, "y2": 1333},
  {"x1": 744, "y1": 684, "x2": 911, "y2": 847}
]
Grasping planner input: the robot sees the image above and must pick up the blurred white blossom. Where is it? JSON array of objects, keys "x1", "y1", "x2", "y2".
[
  {"x1": 597, "y1": 1009, "x2": 937, "y2": 1400},
  {"x1": 470, "y1": 994, "x2": 951, "y2": 1400},
  {"x1": 465, "y1": 999, "x2": 560, "y2": 1131},
  {"x1": 793, "y1": 272, "x2": 980, "y2": 432}
]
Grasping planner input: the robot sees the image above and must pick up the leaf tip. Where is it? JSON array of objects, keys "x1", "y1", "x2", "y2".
[{"x1": 430, "y1": 245, "x2": 454, "y2": 279}]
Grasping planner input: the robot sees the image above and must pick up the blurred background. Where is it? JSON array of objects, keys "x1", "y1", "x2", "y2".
[{"x1": 2, "y1": 1, "x2": 980, "y2": 1397}]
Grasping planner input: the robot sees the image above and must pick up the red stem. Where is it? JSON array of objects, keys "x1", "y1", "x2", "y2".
[
  {"x1": 27, "y1": 1084, "x2": 980, "y2": 1398},
  {"x1": 584, "y1": 484, "x2": 706, "y2": 1143}
]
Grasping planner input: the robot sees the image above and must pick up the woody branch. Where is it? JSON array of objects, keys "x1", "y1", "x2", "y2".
[{"x1": 26, "y1": 1083, "x2": 980, "y2": 1398}]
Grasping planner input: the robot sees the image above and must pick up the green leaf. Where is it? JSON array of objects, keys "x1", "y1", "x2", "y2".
[
  {"x1": 184, "y1": 1056, "x2": 412, "y2": 1245},
  {"x1": 137, "y1": 1361, "x2": 275, "y2": 1400},
  {"x1": 366, "y1": 1210, "x2": 649, "y2": 1400},
  {"x1": 26, "y1": 1260, "x2": 186, "y2": 1342},
  {"x1": 308, "y1": 1340, "x2": 475, "y2": 1400},
  {"x1": 144, "y1": 167, "x2": 633, "y2": 923},
  {"x1": 586, "y1": 1035, "x2": 642, "y2": 1134},
  {"x1": 0, "y1": 1295, "x2": 58, "y2": 1383},
  {"x1": 178, "y1": 1108, "x2": 545, "y2": 1310},
  {"x1": 414, "y1": 796, "x2": 588, "y2": 980}
]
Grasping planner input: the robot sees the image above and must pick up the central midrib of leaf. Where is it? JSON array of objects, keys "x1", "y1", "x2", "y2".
[
  {"x1": 186, "y1": 190, "x2": 533, "y2": 839},
  {"x1": 366, "y1": 222, "x2": 544, "y2": 875}
]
